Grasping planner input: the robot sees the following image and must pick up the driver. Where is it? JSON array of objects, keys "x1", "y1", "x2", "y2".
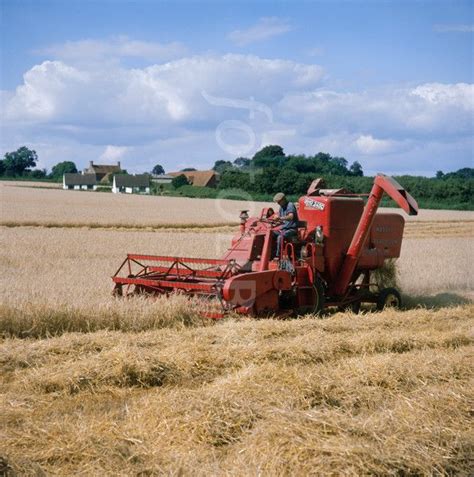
[{"x1": 272, "y1": 192, "x2": 298, "y2": 258}]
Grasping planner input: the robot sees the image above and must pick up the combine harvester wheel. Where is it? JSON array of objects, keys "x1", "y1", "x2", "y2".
[{"x1": 376, "y1": 287, "x2": 402, "y2": 310}]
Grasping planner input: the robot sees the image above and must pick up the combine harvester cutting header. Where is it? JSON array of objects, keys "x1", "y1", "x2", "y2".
[{"x1": 112, "y1": 174, "x2": 418, "y2": 318}]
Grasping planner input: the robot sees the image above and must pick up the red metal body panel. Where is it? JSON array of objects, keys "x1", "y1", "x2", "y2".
[
  {"x1": 298, "y1": 195, "x2": 364, "y2": 284},
  {"x1": 368, "y1": 213, "x2": 405, "y2": 258},
  {"x1": 222, "y1": 270, "x2": 292, "y2": 314},
  {"x1": 332, "y1": 175, "x2": 417, "y2": 296},
  {"x1": 331, "y1": 182, "x2": 384, "y2": 295}
]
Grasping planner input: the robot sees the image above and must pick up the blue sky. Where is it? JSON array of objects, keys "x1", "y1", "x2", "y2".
[{"x1": 1, "y1": 0, "x2": 472, "y2": 176}]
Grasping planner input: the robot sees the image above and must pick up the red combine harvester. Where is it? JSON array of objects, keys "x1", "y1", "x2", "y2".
[{"x1": 112, "y1": 174, "x2": 418, "y2": 317}]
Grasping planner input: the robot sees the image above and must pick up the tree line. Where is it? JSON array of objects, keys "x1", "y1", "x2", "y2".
[
  {"x1": 211, "y1": 145, "x2": 363, "y2": 196},
  {"x1": 1, "y1": 145, "x2": 472, "y2": 209},
  {"x1": 203, "y1": 145, "x2": 472, "y2": 209}
]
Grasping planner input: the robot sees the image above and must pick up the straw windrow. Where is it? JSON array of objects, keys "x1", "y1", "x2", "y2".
[{"x1": 1, "y1": 306, "x2": 472, "y2": 475}]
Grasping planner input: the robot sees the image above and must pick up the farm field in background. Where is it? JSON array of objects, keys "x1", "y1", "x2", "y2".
[
  {"x1": 0, "y1": 179, "x2": 62, "y2": 188},
  {"x1": 1, "y1": 182, "x2": 473, "y2": 475},
  {"x1": 2, "y1": 180, "x2": 474, "y2": 227}
]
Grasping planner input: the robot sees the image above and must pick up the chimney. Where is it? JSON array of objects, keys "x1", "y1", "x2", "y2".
[
  {"x1": 117, "y1": 161, "x2": 121, "y2": 169},
  {"x1": 89, "y1": 161, "x2": 93, "y2": 168}
]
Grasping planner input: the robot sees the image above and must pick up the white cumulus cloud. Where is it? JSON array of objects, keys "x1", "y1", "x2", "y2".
[
  {"x1": 4, "y1": 54, "x2": 324, "y2": 127},
  {"x1": 5, "y1": 61, "x2": 89, "y2": 120},
  {"x1": 278, "y1": 83, "x2": 474, "y2": 138},
  {"x1": 355, "y1": 135, "x2": 394, "y2": 155},
  {"x1": 410, "y1": 82, "x2": 474, "y2": 109},
  {"x1": 99, "y1": 145, "x2": 129, "y2": 163},
  {"x1": 1, "y1": 45, "x2": 472, "y2": 176}
]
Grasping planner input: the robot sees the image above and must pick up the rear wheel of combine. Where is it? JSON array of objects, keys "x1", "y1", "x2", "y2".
[{"x1": 376, "y1": 287, "x2": 402, "y2": 311}]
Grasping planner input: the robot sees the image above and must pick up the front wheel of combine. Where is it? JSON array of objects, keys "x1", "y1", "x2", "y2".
[
  {"x1": 296, "y1": 278, "x2": 325, "y2": 317},
  {"x1": 338, "y1": 300, "x2": 361, "y2": 314},
  {"x1": 376, "y1": 287, "x2": 402, "y2": 311}
]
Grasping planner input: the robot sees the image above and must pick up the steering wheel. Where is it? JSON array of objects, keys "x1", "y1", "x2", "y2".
[{"x1": 259, "y1": 217, "x2": 281, "y2": 227}]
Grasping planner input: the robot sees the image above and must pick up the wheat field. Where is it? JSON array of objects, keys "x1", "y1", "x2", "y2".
[
  {"x1": 0, "y1": 182, "x2": 473, "y2": 475},
  {"x1": 2, "y1": 181, "x2": 473, "y2": 227}
]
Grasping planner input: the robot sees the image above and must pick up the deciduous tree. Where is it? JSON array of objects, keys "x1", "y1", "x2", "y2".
[
  {"x1": 152, "y1": 164, "x2": 165, "y2": 175},
  {"x1": 171, "y1": 174, "x2": 189, "y2": 188},
  {"x1": 2, "y1": 147, "x2": 38, "y2": 176},
  {"x1": 50, "y1": 161, "x2": 78, "y2": 179},
  {"x1": 213, "y1": 160, "x2": 233, "y2": 173}
]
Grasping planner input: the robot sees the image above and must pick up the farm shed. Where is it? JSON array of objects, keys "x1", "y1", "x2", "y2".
[
  {"x1": 168, "y1": 170, "x2": 219, "y2": 188},
  {"x1": 63, "y1": 173, "x2": 97, "y2": 190},
  {"x1": 151, "y1": 174, "x2": 174, "y2": 184},
  {"x1": 112, "y1": 174, "x2": 150, "y2": 194}
]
